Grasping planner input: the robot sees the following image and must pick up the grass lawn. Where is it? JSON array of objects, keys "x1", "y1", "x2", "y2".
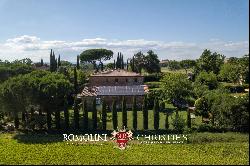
[
  {"x1": 0, "y1": 132, "x2": 248, "y2": 165},
  {"x1": 160, "y1": 67, "x2": 192, "y2": 74}
]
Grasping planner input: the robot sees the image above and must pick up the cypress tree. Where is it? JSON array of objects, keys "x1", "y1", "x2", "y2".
[
  {"x1": 122, "y1": 96, "x2": 127, "y2": 128},
  {"x1": 102, "y1": 100, "x2": 107, "y2": 130},
  {"x1": 49, "y1": 49, "x2": 53, "y2": 72},
  {"x1": 73, "y1": 97, "x2": 79, "y2": 129},
  {"x1": 55, "y1": 109, "x2": 60, "y2": 130},
  {"x1": 153, "y1": 98, "x2": 159, "y2": 130},
  {"x1": 46, "y1": 109, "x2": 52, "y2": 130},
  {"x1": 58, "y1": 55, "x2": 61, "y2": 67},
  {"x1": 76, "y1": 55, "x2": 80, "y2": 69},
  {"x1": 41, "y1": 58, "x2": 44, "y2": 66},
  {"x1": 92, "y1": 98, "x2": 97, "y2": 130},
  {"x1": 187, "y1": 109, "x2": 191, "y2": 128},
  {"x1": 132, "y1": 56, "x2": 135, "y2": 72},
  {"x1": 14, "y1": 112, "x2": 19, "y2": 129},
  {"x1": 74, "y1": 67, "x2": 78, "y2": 95},
  {"x1": 132, "y1": 96, "x2": 137, "y2": 130},
  {"x1": 83, "y1": 99, "x2": 88, "y2": 130},
  {"x1": 142, "y1": 96, "x2": 148, "y2": 130},
  {"x1": 64, "y1": 96, "x2": 69, "y2": 129},
  {"x1": 121, "y1": 54, "x2": 124, "y2": 69},
  {"x1": 126, "y1": 59, "x2": 129, "y2": 70},
  {"x1": 116, "y1": 53, "x2": 120, "y2": 69},
  {"x1": 112, "y1": 99, "x2": 117, "y2": 130},
  {"x1": 52, "y1": 51, "x2": 56, "y2": 71},
  {"x1": 165, "y1": 112, "x2": 169, "y2": 129}
]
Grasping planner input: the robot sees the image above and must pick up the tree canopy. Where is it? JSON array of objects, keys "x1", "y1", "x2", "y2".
[{"x1": 79, "y1": 49, "x2": 113, "y2": 71}]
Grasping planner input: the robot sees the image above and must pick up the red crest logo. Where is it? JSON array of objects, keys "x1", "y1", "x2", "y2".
[{"x1": 111, "y1": 127, "x2": 133, "y2": 150}]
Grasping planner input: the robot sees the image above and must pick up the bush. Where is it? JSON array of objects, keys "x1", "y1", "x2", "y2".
[
  {"x1": 171, "y1": 113, "x2": 185, "y2": 133},
  {"x1": 196, "y1": 123, "x2": 225, "y2": 132}
]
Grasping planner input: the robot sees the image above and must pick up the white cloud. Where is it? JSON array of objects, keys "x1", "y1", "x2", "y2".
[{"x1": 0, "y1": 35, "x2": 248, "y2": 62}]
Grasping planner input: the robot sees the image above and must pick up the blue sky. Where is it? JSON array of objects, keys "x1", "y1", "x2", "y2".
[{"x1": 0, "y1": 0, "x2": 249, "y2": 62}]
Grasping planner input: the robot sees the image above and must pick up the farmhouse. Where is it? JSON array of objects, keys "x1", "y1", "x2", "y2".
[{"x1": 78, "y1": 69, "x2": 149, "y2": 109}]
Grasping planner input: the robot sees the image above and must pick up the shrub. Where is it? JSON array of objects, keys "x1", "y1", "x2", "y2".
[{"x1": 171, "y1": 113, "x2": 185, "y2": 133}]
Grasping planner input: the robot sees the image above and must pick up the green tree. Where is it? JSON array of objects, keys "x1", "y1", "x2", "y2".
[
  {"x1": 144, "y1": 50, "x2": 161, "y2": 73},
  {"x1": 133, "y1": 51, "x2": 145, "y2": 74},
  {"x1": 80, "y1": 49, "x2": 113, "y2": 71},
  {"x1": 92, "y1": 98, "x2": 97, "y2": 130},
  {"x1": 122, "y1": 97, "x2": 127, "y2": 128},
  {"x1": 101, "y1": 100, "x2": 107, "y2": 130},
  {"x1": 76, "y1": 55, "x2": 80, "y2": 69},
  {"x1": 142, "y1": 96, "x2": 148, "y2": 130},
  {"x1": 194, "y1": 71, "x2": 218, "y2": 90},
  {"x1": 63, "y1": 96, "x2": 69, "y2": 129},
  {"x1": 161, "y1": 73, "x2": 193, "y2": 108},
  {"x1": 73, "y1": 97, "x2": 79, "y2": 129},
  {"x1": 168, "y1": 60, "x2": 181, "y2": 71},
  {"x1": 132, "y1": 97, "x2": 137, "y2": 130},
  {"x1": 180, "y1": 59, "x2": 196, "y2": 74},
  {"x1": 112, "y1": 99, "x2": 118, "y2": 130},
  {"x1": 153, "y1": 98, "x2": 159, "y2": 130},
  {"x1": 195, "y1": 49, "x2": 225, "y2": 75},
  {"x1": 83, "y1": 99, "x2": 88, "y2": 130},
  {"x1": 73, "y1": 67, "x2": 78, "y2": 94},
  {"x1": 165, "y1": 112, "x2": 169, "y2": 129}
]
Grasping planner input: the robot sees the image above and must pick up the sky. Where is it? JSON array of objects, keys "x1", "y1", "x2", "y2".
[{"x1": 0, "y1": 0, "x2": 249, "y2": 62}]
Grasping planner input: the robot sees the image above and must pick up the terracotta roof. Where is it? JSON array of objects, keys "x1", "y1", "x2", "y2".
[{"x1": 91, "y1": 69, "x2": 142, "y2": 77}]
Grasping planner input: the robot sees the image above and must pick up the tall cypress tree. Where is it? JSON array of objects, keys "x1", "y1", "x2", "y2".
[
  {"x1": 74, "y1": 67, "x2": 78, "y2": 95},
  {"x1": 126, "y1": 59, "x2": 129, "y2": 70},
  {"x1": 55, "y1": 109, "x2": 60, "y2": 130},
  {"x1": 41, "y1": 58, "x2": 44, "y2": 66},
  {"x1": 102, "y1": 100, "x2": 107, "y2": 130},
  {"x1": 132, "y1": 96, "x2": 137, "y2": 130},
  {"x1": 122, "y1": 96, "x2": 127, "y2": 128},
  {"x1": 49, "y1": 49, "x2": 53, "y2": 72},
  {"x1": 153, "y1": 98, "x2": 159, "y2": 130},
  {"x1": 165, "y1": 112, "x2": 169, "y2": 129},
  {"x1": 112, "y1": 99, "x2": 117, "y2": 130},
  {"x1": 57, "y1": 55, "x2": 61, "y2": 67},
  {"x1": 142, "y1": 96, "x2": 148, "y2": 130},
  {"x1": 121, "y1": 54, "x2": 124, "y2": 69},
  {"x1": 187, "y1": 109, "x2": 191, "y2": 128},
  {"x1": 116, "y1": 53, "x2": 120, "y2": 69},
  {"x1": 64, "y1": 96, "x2": 69, "y2": 129},
  {"x1": 73, "y1": 97, "x2": 79, "y2": 129},
  {"x1": 14, "y1": 112, "x2": 19, "y2": 129},
  {"x1": 92, "y1": 98, "x2": 97, "y2": 130},
  {"x1": 76, "y1": 55, "x2": 80, "y2": 69},
  {"x1": 83, "y1": 99, "x2": 88, "y2": 130},
  {"x1": 46, "y1": 108, "x2": 52, "y2": 130}
]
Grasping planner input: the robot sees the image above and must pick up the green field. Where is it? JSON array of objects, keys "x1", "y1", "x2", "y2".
[{"x1": 0, "y1": 132, "x2": 248, "y2": 165}]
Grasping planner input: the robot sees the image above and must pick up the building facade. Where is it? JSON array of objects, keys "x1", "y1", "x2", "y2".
[{"x1": 78, "y1": 69, "x2": 148, "y2": 110}]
